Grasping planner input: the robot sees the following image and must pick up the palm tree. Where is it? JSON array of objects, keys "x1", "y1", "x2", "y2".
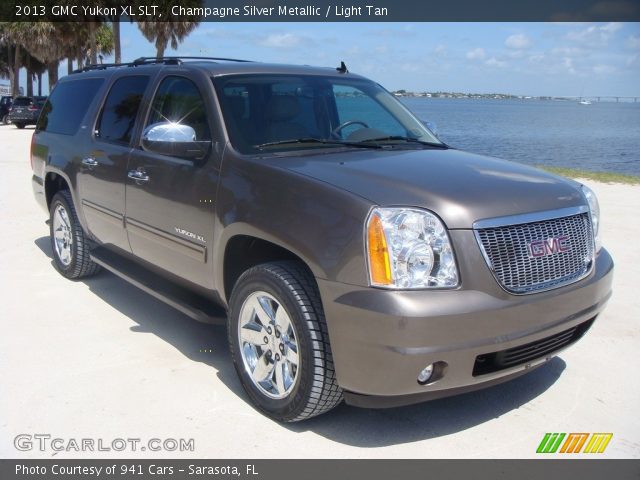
[
  {"x1": 14, "y1": 22, "x2": 66, "y2": 91},
  {"x1": 0, "y1": 22, "x2": 30, "y2": 96},
  {"x1": 137, "y1": 0, "x2": 202, "y2": 59},
  {"x1": 22, "y1": 51, "x2": 46, "y2": 96},
  {"x1": 0, "y1": 31, "x2": 13, "y2": 84},
  {"x1": 102, "y1": 0, "x2": 138, "y2": 64}
]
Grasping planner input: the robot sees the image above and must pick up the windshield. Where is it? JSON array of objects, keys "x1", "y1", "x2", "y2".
[{"x1": 213, "y1": 74, "x2": 443, "y2": 154}]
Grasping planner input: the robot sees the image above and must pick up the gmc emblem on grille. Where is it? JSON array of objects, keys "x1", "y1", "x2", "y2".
[{"x1": 528, "y1": 236, "x2": 570, "y2": 258}]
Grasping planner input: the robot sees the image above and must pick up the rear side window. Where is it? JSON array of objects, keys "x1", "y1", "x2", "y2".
[
  {"x1": 96, "y1": 76, "x2": 149, "y2": 144},
  {"x1": 13, "y1": 97, "x2": 32, "y2": 107},
  {"x1": 37, "y1": 78, "x2": 104, "y2": 135}
]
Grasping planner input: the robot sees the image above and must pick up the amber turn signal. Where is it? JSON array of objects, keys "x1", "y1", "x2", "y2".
[{"x1": 367, "y1": 212, "x2": 393, "y2": 285}]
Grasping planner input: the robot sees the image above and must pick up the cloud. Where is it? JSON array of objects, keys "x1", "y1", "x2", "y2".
[
  {"x1": 528, "y1": 53, "x2": 546, "y2": 63},
  {"x1": 566, "y1": 22, "x2": 622, "y2": 47},
  {"x1": 260, "y1": 33, "x2": 310, "y2": 48},
  {"x1": 433, "y1": 44, "x2": 447, "y2": 56},
  {"x1": 592, "y1": 64, "x2": 617, "y2": 74},
  {"x1": 551, "y1": 46, "x2": 584, "y2": 57},
  {"x1": 466, "y1": 47, "x2": 486, "y2": 60},
  {"x1": 627, "y1": 35, "x2": 640, "y2": 50},
  {"x1": 563, "y1": 57, "x2": 577, "y2": 74},
  {"x1": 485, "y1": 57, "x2": 507, "y2": 67},
  {"x1": 627, "y1": 54, "x2": 640, "y2": 66},
  {"x1": 505, "y1": 34, "x2": 532, "y2": 49}
]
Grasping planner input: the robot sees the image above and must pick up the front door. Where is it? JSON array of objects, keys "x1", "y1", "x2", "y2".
[{"x1": 124, "y1": 74, "x2": 219, "y2": 289}]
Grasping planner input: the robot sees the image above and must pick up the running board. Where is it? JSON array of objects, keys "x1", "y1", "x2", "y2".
[{"x1": 90, "y1": 247, "x2": 226, "y2": 325}]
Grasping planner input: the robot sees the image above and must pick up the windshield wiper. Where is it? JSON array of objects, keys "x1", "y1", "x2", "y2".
[
  {"x1": 357, "y1": 136, "x2": 448, "y2": 148},
  {"x1": 255, "y1": 138, "x2": 383, "y2": 149}
]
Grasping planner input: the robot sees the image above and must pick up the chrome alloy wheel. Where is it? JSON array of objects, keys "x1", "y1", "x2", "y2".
[
  {"x1": 237, "y1": 291, "x2": 300, "y2": 399},
  {"x1": 52, "y1": 204, "x2": 73, "y2": 266}
]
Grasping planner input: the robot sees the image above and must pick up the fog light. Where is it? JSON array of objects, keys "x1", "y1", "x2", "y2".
[{"x1": 417, "y1": 364, "x2": 434, "y2": 384}]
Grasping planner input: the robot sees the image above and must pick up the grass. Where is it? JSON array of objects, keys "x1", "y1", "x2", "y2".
[{"x1": 537, "y1": 166, "x2": 640, "y2": 185}]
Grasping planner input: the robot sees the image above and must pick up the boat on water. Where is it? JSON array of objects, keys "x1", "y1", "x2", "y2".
[{"x1": 579, "y1": 99, "x2": 592, "y2": 105}]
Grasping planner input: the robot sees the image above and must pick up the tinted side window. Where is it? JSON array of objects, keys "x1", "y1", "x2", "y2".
[
  {"x1": 14, "y1": 97, "x2": 32, "y2": 107},
  {"x1": 96, "y1": 76, "x2": 149, "y2": 144},
  {"x1": 146, "y1": 76, "x2": 211, "y2": 141},
  {"x1": 37, "y1": 78, "x2": 104, "y2": 135}
]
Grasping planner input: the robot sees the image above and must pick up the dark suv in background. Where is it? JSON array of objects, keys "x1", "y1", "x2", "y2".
[
  {"x1": 8, "y1": 95, "x2": 47, "y2": 128},
  {"x1": 1, "y1": 95, "x2": 13, "y2": 124},
  {"x1": 30, "y1": 57, "x2": 613, "y2": 421}
]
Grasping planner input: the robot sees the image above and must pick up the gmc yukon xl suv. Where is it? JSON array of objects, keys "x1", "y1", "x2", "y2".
[{"x1": 31, "y1": 57, "x2": 613, "y2": 422}]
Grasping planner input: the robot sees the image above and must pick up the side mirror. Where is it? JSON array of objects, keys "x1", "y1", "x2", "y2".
[
  {"x1": 141, "y1": 122, "x2": 211, "y2": 161},
  {"x1": 421, "y1": 119, "x2": 439, "y2": 138}
]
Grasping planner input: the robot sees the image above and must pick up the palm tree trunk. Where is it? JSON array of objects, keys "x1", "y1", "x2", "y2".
[
  {"x1": 113, "y1": 20, "x2": 121, "y2": 63},
  {"x1": 25, "y1": 55, "x2": 33, "y2": 97},
  {"x1": 26, "y1": 71, "x2": 33, "y2": 97},
  {"x1": 156, "y1": 42, "x2": 166, "y2": 59},
  {"x1": 77, "y1": 45, "x2": 84, "y2": 70},
  {"x1": 12, "y1": 44, "x2": 21, "y2": 97},
  {"x1": 89, "y1": 22, "x2": 97, "y2": 65},
  {"x1": 37, "y1": 73, "x2": 42, "y2": 96},
  {"x1": 47, "y1": 61, "x2": 59, "y2": 92},
  {"x1": 7, "y1": 44, "x2": 15, "y2": 96},
  {"x1": 68, "y1": 58, "x2": 73, "y2": 75}
]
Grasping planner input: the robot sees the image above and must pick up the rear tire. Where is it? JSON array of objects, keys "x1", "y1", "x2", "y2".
[
  {"x1": 2, "y1": 114, "x2": 9, "y2": 125},
  {"x1": 228, "y1": 261, "x2": 342, "y2": 422},
  {"x1": 49, "y1": 190, "x2": 101, "y2": 279},
  {"x1": 15, "y1": 122, "x2": 25, "y2": 129}
]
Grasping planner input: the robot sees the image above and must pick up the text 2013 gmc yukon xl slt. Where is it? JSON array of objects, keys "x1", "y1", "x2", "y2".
[{"x1": 31, "y1": 57, "x2": 613, "y2": 422}]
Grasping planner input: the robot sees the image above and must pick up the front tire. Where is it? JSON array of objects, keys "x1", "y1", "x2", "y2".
[
  {"x1": 49, "y1": 190, "x2": 100, "y2": 279},
  {"x1": 228, "y1": 261, "x2": 342, "y2": 422}
]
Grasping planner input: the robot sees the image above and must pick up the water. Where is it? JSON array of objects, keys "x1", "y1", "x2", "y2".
[{"x1": 401, "y1": 98, "x2": 640, "y2": 176}]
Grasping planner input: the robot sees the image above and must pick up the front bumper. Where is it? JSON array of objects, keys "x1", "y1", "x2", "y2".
[{"x1": 317, "y1": 231, "x2": 613, "y2": 407}]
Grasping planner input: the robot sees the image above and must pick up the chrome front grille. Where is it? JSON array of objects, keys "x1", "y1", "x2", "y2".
[{"x1": 475, "y1": 210, "x2": 594, "y2": 294}]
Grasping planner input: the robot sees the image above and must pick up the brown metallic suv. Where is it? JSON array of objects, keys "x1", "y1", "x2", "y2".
[{"x1": 31, "y1": 57, "x2": 613, "y2": 421}]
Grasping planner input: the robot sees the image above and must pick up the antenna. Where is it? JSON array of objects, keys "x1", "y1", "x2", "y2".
[{"x1": 336, "y1": 61, "x2": 348, "y2": 74}]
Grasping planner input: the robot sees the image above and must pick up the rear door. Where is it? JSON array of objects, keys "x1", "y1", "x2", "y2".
[
  {"x1": 79, "y1": 75, "x2": 151, "y2": 252},
  {"x1": 124, "y1": 73, "x2": 221, "y2": 289}
]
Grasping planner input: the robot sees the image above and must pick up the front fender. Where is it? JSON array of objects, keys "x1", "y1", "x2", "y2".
[{"x1": 213, "y1": 152, "x2": 374, "y2": 297}]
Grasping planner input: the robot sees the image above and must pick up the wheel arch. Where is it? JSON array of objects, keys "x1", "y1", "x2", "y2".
[
  {"x1": 221, "y1": 232, "x2": 319, "y2": 304},
  {"x1": 44, "y1": 170, "x2": 71, "y2": 210}
]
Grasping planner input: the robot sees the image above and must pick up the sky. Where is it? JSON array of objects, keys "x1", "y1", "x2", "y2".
[{"x1": 16, "y1": 22, "x2": 640, "y2": 97}]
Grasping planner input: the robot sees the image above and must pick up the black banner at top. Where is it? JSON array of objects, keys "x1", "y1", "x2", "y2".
[{"x1": 4, "y1": 0, "x2": 640, "y2": 22}]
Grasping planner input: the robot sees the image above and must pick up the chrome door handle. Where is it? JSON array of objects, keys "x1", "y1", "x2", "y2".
[
  {"x1": 81, "y1": 157, "x2": 98, "y2": 167},
  {"x1": 127, "y1": 169, "x2": 150, "y2": 182}
]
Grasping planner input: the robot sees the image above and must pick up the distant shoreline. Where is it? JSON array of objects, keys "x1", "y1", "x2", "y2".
[
  {"x1": 395, "y1": 92, "x2": 639, "y2": 103},
  {"x1": 537, "y1": 166, "x2": 640, "y2": 185}
]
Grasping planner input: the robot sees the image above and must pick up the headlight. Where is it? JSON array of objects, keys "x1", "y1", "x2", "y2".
[
  {"x1": 366, "y1": 207, "x2": 459, "y2": 289},
  {"x1": 581, "y1": 185, "x2": 601, "y2": 251}
]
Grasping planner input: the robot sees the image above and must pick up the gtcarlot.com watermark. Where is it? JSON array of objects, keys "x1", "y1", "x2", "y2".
[{"x1": 14, "y1": 434, "x2": 195, "y2": 453}]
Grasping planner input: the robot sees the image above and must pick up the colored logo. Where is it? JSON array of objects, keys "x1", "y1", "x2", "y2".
[
  {"x1": 536, "y1": 433, "x2": 613, "y2": 454},
  {"x1": 528, "y1": 236, "x2": 570, "y2": 258}
]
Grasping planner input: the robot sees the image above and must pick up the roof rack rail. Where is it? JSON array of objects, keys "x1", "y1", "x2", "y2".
[
  {"x1": 132, "y1": 56, "x2": 253, "y2": 64},
  {"x1": 71, "y1": 56, "x2": 253, "y2": 74},
  {"x1": 72, "y1": 58, "x2": 178, "y2": 74}
]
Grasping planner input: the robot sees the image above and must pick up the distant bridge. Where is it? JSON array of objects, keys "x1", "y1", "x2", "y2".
[{"x1": 557, "y1": 96, "x2": 638, "y2": 103}]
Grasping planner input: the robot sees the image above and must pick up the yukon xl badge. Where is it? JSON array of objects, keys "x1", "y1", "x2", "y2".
[
  {"x1": 528, "y1": 236, "x2": 569, "y2": 258},
  {"x1": 175, "y1": 227, "x2": 206, "y2": 243}
]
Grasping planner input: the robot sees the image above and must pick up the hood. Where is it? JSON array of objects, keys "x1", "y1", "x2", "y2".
[{"x1": 276, "y1": 148, "x2": 585, "y2": 229}]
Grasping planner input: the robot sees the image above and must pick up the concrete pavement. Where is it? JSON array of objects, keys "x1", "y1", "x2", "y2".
[{"x1": 1, "y1": 124, "x2": 638, "y2": 458}]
